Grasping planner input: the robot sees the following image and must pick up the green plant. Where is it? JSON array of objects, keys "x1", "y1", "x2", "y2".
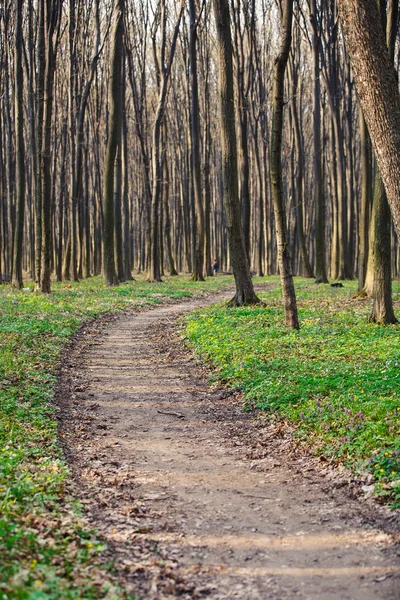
[
  {"x1": 185, "y1": 277, "x2": 400, "y2": 507},
  {"x1": 0, "y1": 275, "x2": 232, "y2": 599}
]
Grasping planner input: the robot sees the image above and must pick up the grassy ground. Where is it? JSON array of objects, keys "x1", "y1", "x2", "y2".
[
  {"x1": 185, "y1": 277, "x2": 400, "y2": 508},
  {"x1": 0, "y1": 274, "x2": 232, "y2": 600}
]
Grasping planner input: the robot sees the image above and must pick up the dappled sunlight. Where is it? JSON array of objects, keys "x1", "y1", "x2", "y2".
[{"x1": 139, "y1": 531, "x2": 394, "y2": 551}]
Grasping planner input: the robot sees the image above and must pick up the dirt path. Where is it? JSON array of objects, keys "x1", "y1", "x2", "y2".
[{"x1": 58, "y1": 292, "x2": 400, "y2": 599}]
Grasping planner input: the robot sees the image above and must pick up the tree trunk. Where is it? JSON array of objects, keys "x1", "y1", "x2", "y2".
[
  {"x1": 358, "y1": 107, "x2": 372, "y2": 291},
  {"x1": 289, "y1": 53, "x2": 313, "y2": 278},
  {"x1": 121, "y1": 55, "x2": 133, "y2": 281},
  {"x1": 270, "y1": 0, "x2": 299, "y2": 329},
  {"x1": 148, "y1": 1, "x2": 184, "y2": 282},
  {"x1": 337, "y1": 0, "x2": 400, "y2": 240},
  {"x1": 103, "y1": 0, "x2": 123, "y2": 286},
  {"x1": 370, "y1": 0, "x2": 398, "y2": 323},
  {"x1": 68, "y1": 0, "x2": 78, "y2": 282},
  {"x1": 115, "y1": 139, "x2": 124, "y2": 281},
  {"x1": 189, "y1": 0, "x2": 205, "y2": 281},
  {"x1": 35, "y1": 0, "x2": 45, "y2": 288},
  {"x1": 310, "y1": 0, "x2": 328, "y2": 283},
  {"x1": 370, "y1": 166, "x2": 397, "y2": 322},
  {"x1": 12, "y1": 0, "x2": 25, "y2": 289},
  {"x1": 40, "y1": 1, "x2": 59, "y2": 293},
  {"x1": 212, "y1": 0, "x2": 260, "y2": 306}
]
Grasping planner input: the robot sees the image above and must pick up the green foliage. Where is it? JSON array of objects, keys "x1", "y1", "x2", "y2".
[
  {"x1": 0, "y1": 275, "x2": 232, "y2": 599},
  {"x1": 185, "y1": 278, "x2": 400, "y2": 507}
]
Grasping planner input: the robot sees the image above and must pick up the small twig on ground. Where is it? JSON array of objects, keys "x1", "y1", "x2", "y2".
[
  {"x1": 157, "y1": 410, "x2": 185, "y2": 419},
  {"x1": 235, "y1": 491, "x2": 273, "y2": 500}
]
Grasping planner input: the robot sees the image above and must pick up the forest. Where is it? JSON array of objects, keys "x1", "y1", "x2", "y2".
[
  {"x1": 1, "y1": 0, "x2": 400, "y2": 598},
  {"x1": 1, "y1": 0, "x2": 399, "y2": 323}
]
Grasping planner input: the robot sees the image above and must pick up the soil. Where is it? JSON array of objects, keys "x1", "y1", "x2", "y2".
[{"x1": 56, "y1": 290, "x2": 400, "y2": 599}]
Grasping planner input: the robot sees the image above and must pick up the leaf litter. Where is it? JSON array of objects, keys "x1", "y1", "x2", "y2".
[{"x1": 57, "y1": 291, "x2": 400, "y2": 599}]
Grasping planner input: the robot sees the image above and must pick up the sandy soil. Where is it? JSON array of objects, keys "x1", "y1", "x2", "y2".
[{"x1": 57, "y1": 291, "x2": 400, "y2": 599}]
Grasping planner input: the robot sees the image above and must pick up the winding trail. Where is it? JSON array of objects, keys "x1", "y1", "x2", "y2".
[{"x1": 58, "y1": 292, "x2": 400, "y2": 599}]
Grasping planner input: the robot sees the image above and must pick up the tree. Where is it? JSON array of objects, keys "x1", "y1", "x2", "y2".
[
  {"x1": 369, "y1": 0, "x2": 398, "y2": 324},
  {"x1": 40, "y1": 0, "x2": 62, "y2": 293},
  {"x1": 288, "y1": 30, "x2": 313, "y2": 278},
  {"x1": 358, "y1": 107, "x2": 372, "y2": 292},
  {"x1": 189, "y1": 0, "x2": 205, "y2": 281},
  {"x1": 12, "y1": 0, "x2": 25, "y2": 289},
  {"x1": 148, "y1": 0, "x2": 184, "y2": 282},
  {"x1": 103, "y1": 0, "x2": 124, "y2": 286},
  {"x1": 231, "y1": 0, "x2": 252, "y2": 263},
  {"x1": 212, "y1": 0, "x2": 260, "y2": 306},
  {"x1": 337, "y1": 0, "x2": 400, "y2": 241},
  {"x1": 270, "y1": 0, "x2": 299, "y2": 329}
]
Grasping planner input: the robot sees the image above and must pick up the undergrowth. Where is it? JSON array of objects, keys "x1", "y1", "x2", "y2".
[
  {"x1": 185, "y1": 277, "x2": 400, "y2": 508},
  {"x1": 0, "y1": 275, "x2": 232, "y2": 600}
]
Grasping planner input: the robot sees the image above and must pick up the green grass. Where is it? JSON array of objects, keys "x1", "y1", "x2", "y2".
[
  {"x1": 185, "y1": 277, "x2": 400, "y2": 507},
  {"x1": 0, "y1": 274, "x2": 233, "y2": 600}
]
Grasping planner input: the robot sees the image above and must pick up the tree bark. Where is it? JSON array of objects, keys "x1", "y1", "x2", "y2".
[
  {"x1": 148, "y1": 1, "x2": 184, "y2": 282},
  {"x1": 370, "y1": 166, "x2": 397, "y2": 323},
  {"x1": 270, "y1": 0, "x2": 299, "y2": 329},
  {"x1": 34, "y1": 0, "x2": 45, "y2": 288},
  {"x1": 189, "y1": 0, "x2": 205, "y2": 281},
  {"x1": 337, "y1": 0, "x2": 400, "y2": 240},
  {"x1": 103, "y1": 0, "x2": 123, "y2": 286},
  {"x1": 12, "y1": 0, "x2": 25, "y2": 289},
  {"x1": 289, "y1": 51, "x2": 313, "y2": 278},
  {"x1": 212, "y1": 0, "x2": 260, "y2": 306},
  {"x1": 40, "y1": 0, "x2": 60, "y2": 293},
  {"x1": 369, "y1": 0, "x2": 398, "y2": 323},
  {"x1": 358, "y1": 107, "x2": 372, "y2": 291},
  {"x1": 121, "y1": 53, "x2": 133, "y2": 281}
]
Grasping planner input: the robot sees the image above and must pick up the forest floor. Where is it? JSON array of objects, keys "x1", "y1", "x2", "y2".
[
  {"x1": 0, "y1": 276, "x2": 233, "y2": 599},
  {"x1": 57, "y1": 285, "x2": 400, "y2": 600}
]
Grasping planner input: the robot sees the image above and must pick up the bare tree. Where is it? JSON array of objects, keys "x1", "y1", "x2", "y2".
[
  {"x1": 148, "y1": 0, "x2": 184, "y2": 281},
  {"x1": 189, "y1": 0, "x2": 205, "y2": 281},
  {"x1": 103, "y1": 0, "x2": 124, "y2": 286},
  {"x1": 12, "y1": 0, "x2": 25, "y2": 288},
  {"x1": 40, "y1": 0, "x2": 62, "y2": 293},
  {"x1": 270, "y1": 0, "x2": 299, "y2": 328},
  {"x1": 213, "y1": 0, "x2": 260, "y2": 305}
]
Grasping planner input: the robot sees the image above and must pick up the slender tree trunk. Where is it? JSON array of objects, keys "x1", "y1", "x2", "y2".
[
  {"x1": 363, "y1": 190, "x2": 376, "y2": 296},
  {"x1": 310, "y1": 0, "x2": 328, "y2": 283},
  {"x1": 270, "y1": 0, "x2": 299, "y2": 329},
  {"x1": 121, "y1": 55, "x2": 132, "y2": 281},
  {"x1": 12, "y1": 0, "x2": 25, "y2": 289},
  {"x1": 68, "y1": 0, "x2": 78, "y2": 282},
  {"x1": 289, "y1": 55, "x2": 313, "y2": 278},
  {"x1": 35, "y1": 0, "x2": 45, "y2": 288},
  {"x1": 345, "y1": 61, "x2": 356, "y2": 279},
  {"x1": 103, "y1": 0, "x2": 123, "y2": 286},
  {"x1": 358, "y1": 107, "x2": 372, "y2": 291},
  {"x1": 370, "y1": 166, "x2": 397, "y2": 322},
  {"x1": 189, "y1": 0, "x2": 205, "y2": 281},
  {"x1": 148, "y1": 2, "x2": 184, "y2": 281},
  {"x1": 163, "y1": 158, "x2": 177, "y2": 275},
  {"x1": 56, "y1": 120, "x2": 67, "y2": 282},
  {"x1": 115, "y1": 139, "x2": 124, "y2": 281},
  {"x1": 40, "y1": 2, "x2": 59, "y2": 293},
  {"x1": 213, "y1": 0, "x2": 260, "y2": 306},
  {"x1": 203, "y1": 87, "x2": 213, "y2": 277},
  {"x1": 84, "y1": 144, "x2": 90, "y2": 279}
]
